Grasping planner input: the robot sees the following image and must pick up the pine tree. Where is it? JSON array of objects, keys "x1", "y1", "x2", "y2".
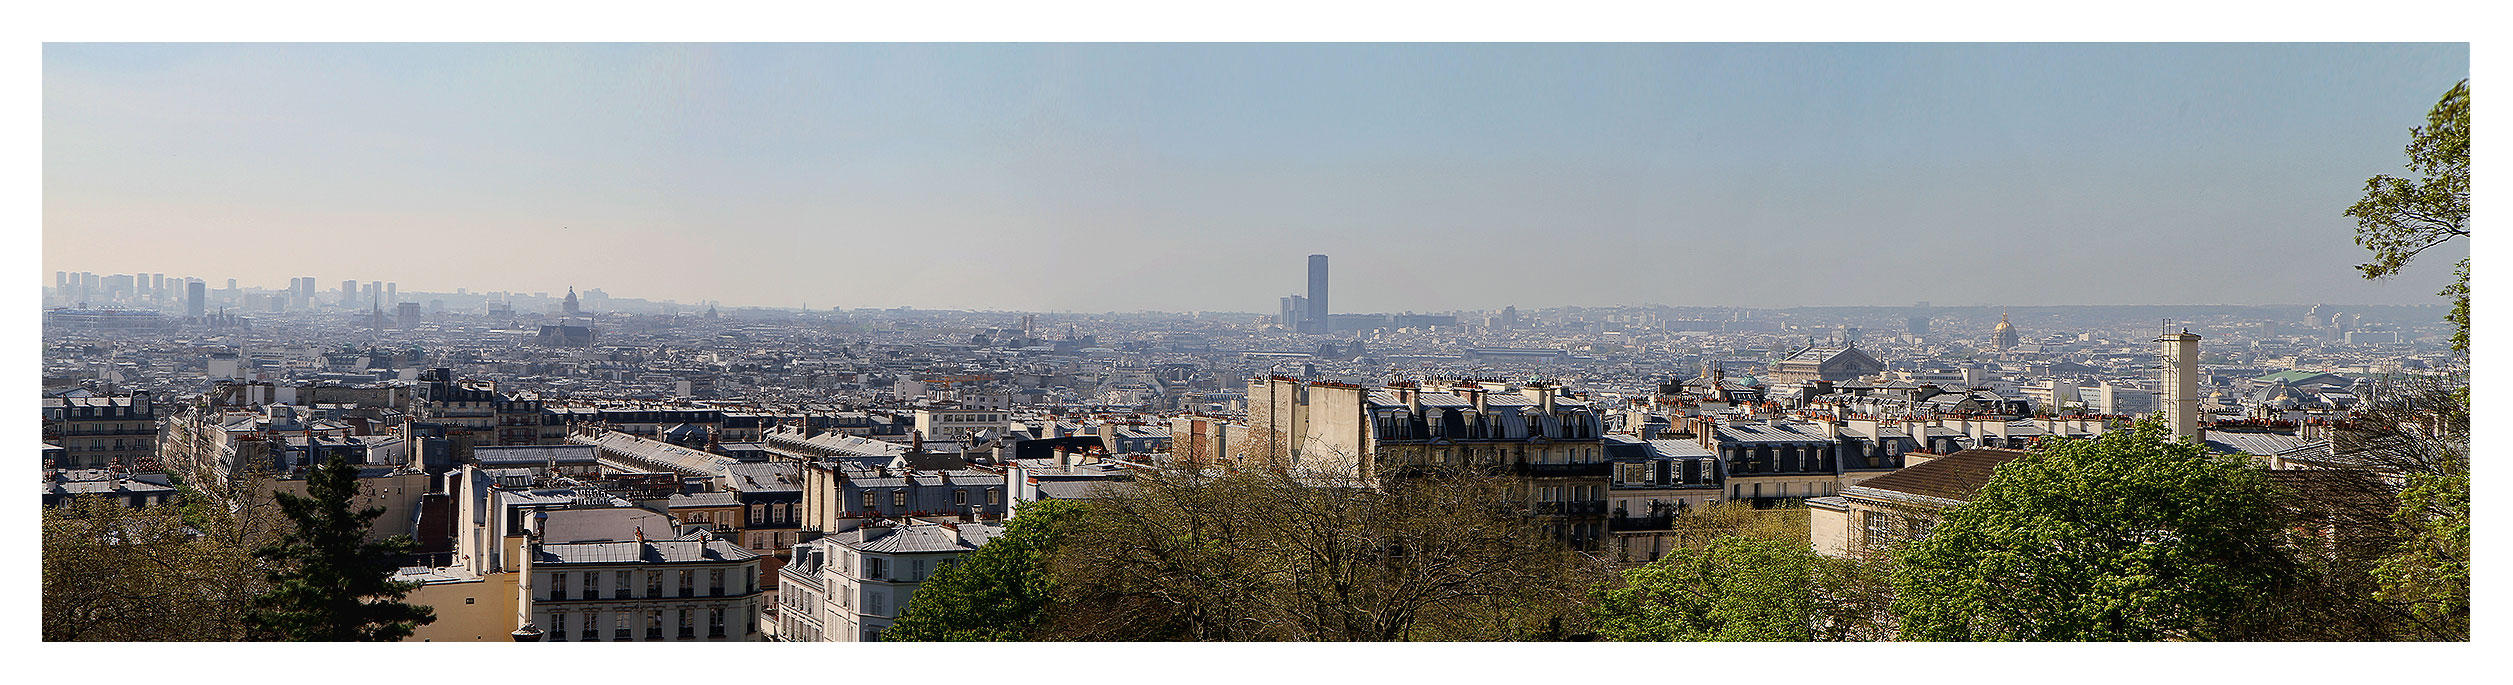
[{"x1": 244, "y1": 456, "x2": 435, "y2": 641}]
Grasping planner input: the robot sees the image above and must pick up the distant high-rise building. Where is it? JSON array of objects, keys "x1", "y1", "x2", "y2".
[
  {"x1": 386, "y1": 282, "x2": 397, "y2": 305},
  {"x1": 1501, "y1": 305, "x2": 1519, "y2": 330},
  {"x1": 1906, "y1": 301, "x2": 1931, "y2": 337},
  {"x1": 340, "y1": 279, "x2": 357, "y2": 306},
  {"x1": 186, "y1": 281, "x2": 206, "y2": 319},
  {"x1": 1304, "y1": 254, "x2": 1329, "y2": 334},
  {"x1": 364, "y1": 281, "x2": 381, "y2": 307},
  {"x1": 54, "y1": 271, "x2": 65, "y2": 293},
  {"x1": 1279, "y1": 295, "x2": 1306, "y2": 329}
]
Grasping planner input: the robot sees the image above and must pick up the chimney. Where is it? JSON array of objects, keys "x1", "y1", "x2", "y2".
[{"x1": 2157, "y1": 328, "x2": 2204, "y2": 444}]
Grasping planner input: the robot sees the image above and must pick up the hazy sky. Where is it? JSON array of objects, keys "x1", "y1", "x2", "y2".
[{"x1": 44, "y1": 43, "x2": 2469, "y2": 313}]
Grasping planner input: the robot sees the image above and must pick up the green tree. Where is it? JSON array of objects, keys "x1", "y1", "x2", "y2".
[
  {"x1": 886, "y1": 500, "x2": 1087, "y2": 641},
  {"x1": 1592, "y1": 502, "x2": 1894, "y2": 643},
  {"x1": 2337, "y1": 374, "x2": 2472, "y2": 639},
  {"x1": 1593, "y1": 536, "x2": 1821, "y2": 641},
  {"x1": 243, "y1": 456, "x2": 435, "y2": 641},
  {"x1": 2346, "y1": 79, "x2": 2469, "y2": 351},
  {"x1": 1891, "y1": 421, "x2": 2296, "y2": 641},
  {"x1": 2371, "y1": 468, "x2": 2469, "y2": 637}
]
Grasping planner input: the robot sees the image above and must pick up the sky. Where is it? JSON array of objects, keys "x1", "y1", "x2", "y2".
[{"x1": 43, "y1": 43, "x2": 2470, "y2": 313}]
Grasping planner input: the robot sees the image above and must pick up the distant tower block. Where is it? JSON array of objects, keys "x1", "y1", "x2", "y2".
[
  {"x1": 2158, "y1": 328, "x2": 2203, "y2": 443},
  {"x1": 1304, "y1": 254, "x2": 1330, "y2": 334}
]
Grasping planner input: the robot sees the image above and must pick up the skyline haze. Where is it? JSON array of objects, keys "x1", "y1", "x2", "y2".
[{"x1": 43, "y1": 43, "x2": 2471, "y2": 313}]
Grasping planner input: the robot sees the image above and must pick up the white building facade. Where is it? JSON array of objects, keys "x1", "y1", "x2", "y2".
[{"x1": 778, "y1": 521, "x2": 1004, "y2": 642}]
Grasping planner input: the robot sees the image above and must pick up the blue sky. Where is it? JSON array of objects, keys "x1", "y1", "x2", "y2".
[{"x1": 44, "y1": 43, "x2": 2469, "y2": 312}]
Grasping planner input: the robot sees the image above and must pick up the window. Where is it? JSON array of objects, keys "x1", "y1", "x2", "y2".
[
  {"x1": 710, "y1": 569, "x2": 725, "y2": 596},
  {"x1": 709, "y1": 608, "x2": 726, "y2": 639},
  {"x1": 678, "y1": 609, "x2": 695, "y2": 639},
  {"x1": 549, "y1": 572, "x2": 568, "y2": 600},
  {"x1": 986, "y1": 489, "x2": 999, "y2": 505},
  {"x1": 912, "y1": 559, "x2": 927, "y2": 581},
  {"x1": 891, "y1": 491, "x2": 905, "y2": 509},
  {"x1": 865, "y1": 556, "x2": 886, "y2": 581},
  {"x1": 953, "y1": 489, "x2": 968, "y2": 506},
  {"x1": 679, "y1": 570, "x2": 694, "y2": 597},
  {"x1": 614, "y1": 571, "x2": 631, "y2": 599},
  {"x1": 550, "y1": 612, "x2": 568, "y2": 641},
  {"x1": 615, "y1": 614, "x2": 631, "y2": 641},
  {"x1": 868, "y1": 591, "x2": 886, "y2": 617},
  {"x1": 646, "y1": 571, "x2": 662, "y2": 598},
  {"x1": 861, "y1": 492, "x2": 876, "y2": 510}
]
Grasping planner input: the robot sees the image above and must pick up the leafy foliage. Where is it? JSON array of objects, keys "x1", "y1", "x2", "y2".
[
  {"x1": 1891, "y1": 421, "x2": 2295, "y2": 641},
  {"x1": 1594, "y1": 536, "x2": 1820, "y2": 641},
  {"x1": 2346, "y1": 79, "x2": 2469, "y2": 351},
  {"x1": 243, "y1": 456, "x2": 435, "y2": 641},
  {"x1": 885, "y1": 500, "x2": 1086, "y2": 641},
  {"x1": 2371, "y1": 468, "x2": 2470, "y2": 637},
  {"x1": 1592, "y1": 501, "x2": 1892, "y2": 642}
]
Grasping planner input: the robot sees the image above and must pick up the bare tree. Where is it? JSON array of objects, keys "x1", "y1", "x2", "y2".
[{"x1": 1047, "y1": 458, "x2": 1600, "y2": 641}]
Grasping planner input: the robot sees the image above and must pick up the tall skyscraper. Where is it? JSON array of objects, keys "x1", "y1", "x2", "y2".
[
  {"x1": 1304, "y1": 254, "x2": 1329, "y2": 334},
  {"x1": 340, "y1": 279, "x2": 357, "y2": 306},
  {"x1": 386, "y1": 282, "x2": 397, "y2": 305},
  {"x1": 186, "y1": 280, "x2": 206, "y2": 319}
]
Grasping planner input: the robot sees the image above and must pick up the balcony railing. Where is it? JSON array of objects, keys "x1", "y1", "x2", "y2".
[
  {"x1": 1608, "y1": 515, "x2": 1676, "y2": 532},
  {"x1": 1515, "y1": 462, "x2": 1611, "y2": 477}
]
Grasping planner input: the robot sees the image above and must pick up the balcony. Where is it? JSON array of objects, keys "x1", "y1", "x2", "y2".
[
  {"x1": 1515, "y1": 462, "x2": 1611, "y2": 478},
  {"x1": 1608, "y1": 515, "x2": 1676, "y2": 532}
]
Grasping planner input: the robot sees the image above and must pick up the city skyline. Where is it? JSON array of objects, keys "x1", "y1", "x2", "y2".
[{"x1": 45, "y1": 43, "x2": 2470, "y2": 312}]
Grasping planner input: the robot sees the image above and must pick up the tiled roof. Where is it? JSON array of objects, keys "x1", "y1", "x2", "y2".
[
  {"x1": 538, "y1": 538, "x2": 758, "y2": 564},
  {"x1": 835, "y1": 522, "x2": 1005, "y2": 554},
  {"x1": 668, "y1": 491, "x2": 741, "y2": 508},
  {"x1": 474, "y1": 445, "x2": 599, "y2": 466},
  {"x1": 2205, "y1": 432, "x2": 2315, "y2": 457},
  {"x1": 1850, "y1": 448, "x2": 2032, "y2": 503}
]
